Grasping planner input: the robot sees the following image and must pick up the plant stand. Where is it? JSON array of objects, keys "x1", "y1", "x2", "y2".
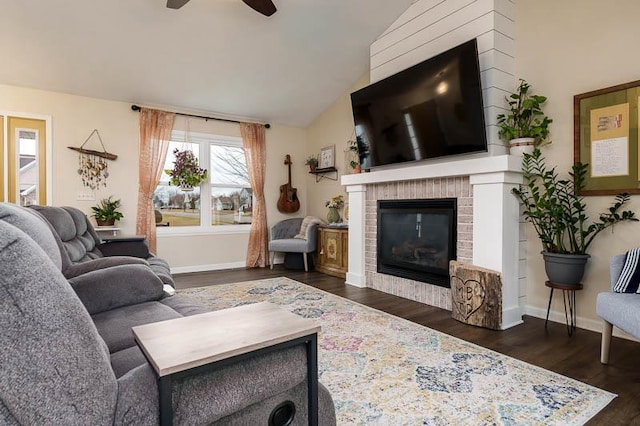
[{"x1": 544, "y1": 281, "x2": 583, "y2": 336}]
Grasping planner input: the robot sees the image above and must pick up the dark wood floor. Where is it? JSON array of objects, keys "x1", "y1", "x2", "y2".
[{"x1": 175, "y1": 267, "x2": 640, "y2": 425}]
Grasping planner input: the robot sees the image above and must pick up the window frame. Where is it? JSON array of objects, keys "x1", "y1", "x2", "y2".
[{"x1": 157, "y1": 130, "x2": 252, "y2": 236}]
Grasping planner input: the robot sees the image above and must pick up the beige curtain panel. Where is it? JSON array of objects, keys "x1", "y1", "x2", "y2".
[
  {"x1": 137, "y1": 108, "x2": 175, "y2": 253},
  {"x1": 241, "y1": 122, "x2": 268, "y2": 268}
]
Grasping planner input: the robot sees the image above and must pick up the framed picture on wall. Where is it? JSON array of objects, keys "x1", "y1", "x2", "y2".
[
  {"x1": 574, "y1": 79, "x2": 640, "y2": 195},
  {"x1": 319, "y1": 145, "x2": 335, "y2": 169}
]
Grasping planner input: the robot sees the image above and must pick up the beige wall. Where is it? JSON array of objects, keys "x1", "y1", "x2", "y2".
[
  {"x1": 305, "y1": 74, "x2": 369, "y2": 220},
  {"x1": 517, "y1": 0, "x2": 640, "y2": 331},
  {"x1": 0, "y1": 84, "x2": 308, "y2": 270}
]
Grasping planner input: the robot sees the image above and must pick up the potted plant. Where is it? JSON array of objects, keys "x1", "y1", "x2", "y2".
[
  {"x1": 325, "y1": 194, "x2": 345, "y2": 223},
  {"x1": 91, "y1": 196, "x2": 124, "y2": 226},
  {"x1": 497, "y1": 79, "x2": 552, "y2": 156},
  {"x1": 305, "y1": 155, "x2": 319, "y2": 172},
  {"x1": 512, "y1": 149, "x2": 637, "y2": 284},
  {"x1": 348, "y1": 140, "x2": 361, "y2": 173},
  {"x1": 165, "y1": 148, "x2": 208, "y2": 191}
]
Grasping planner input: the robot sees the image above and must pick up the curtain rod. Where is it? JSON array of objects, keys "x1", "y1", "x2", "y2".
[{"x1": 130, "y1": 105, "x2": 270, "y2": 129}]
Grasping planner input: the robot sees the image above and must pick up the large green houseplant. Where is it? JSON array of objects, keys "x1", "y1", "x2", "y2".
[
  {"x1": 512, "y1": 149, "x2": 637, "y2": 284},
  {"x1": 497, "y1": 79, "x2": 552, "y2": 155}
]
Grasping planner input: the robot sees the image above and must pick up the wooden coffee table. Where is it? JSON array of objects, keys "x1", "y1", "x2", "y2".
[{"x1": 132, "y1": 302, "x2": 321, "y2": 426}]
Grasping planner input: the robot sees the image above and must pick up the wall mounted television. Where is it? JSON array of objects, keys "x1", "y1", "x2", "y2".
[{"x1": 350, "y1": 38, "x2": 487, "y2": 169}]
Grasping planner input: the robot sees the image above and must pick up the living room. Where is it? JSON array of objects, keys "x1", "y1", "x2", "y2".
[{"x1": 2, "y1": 0, "x2": 639, "y2": 424}]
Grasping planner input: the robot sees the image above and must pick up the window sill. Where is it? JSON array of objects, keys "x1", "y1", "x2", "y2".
[{"x1": 157, "y1": 224, "x2": 251, "y2": 238}]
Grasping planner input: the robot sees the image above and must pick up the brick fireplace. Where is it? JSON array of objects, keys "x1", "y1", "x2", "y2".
[{"x1": 341, "y1": 154, "x2": 526, "y2": 329}]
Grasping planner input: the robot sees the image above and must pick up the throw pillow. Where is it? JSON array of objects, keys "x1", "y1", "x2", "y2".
[
  {"x1": 613, "y1": 248, "x2": 640, "y2": 293},
  {"x1": 294, "y1": 216, "x2": 322, "y2": 239}
]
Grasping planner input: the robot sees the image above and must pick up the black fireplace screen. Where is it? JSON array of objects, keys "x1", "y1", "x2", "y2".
[{"x1": 377, "y1": 198, "x2": 456, "y2": 287}]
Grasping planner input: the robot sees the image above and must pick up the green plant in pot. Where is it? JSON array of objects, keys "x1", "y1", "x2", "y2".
[
  {"x1": 497, "y1": 79, "x2": 552, "y2": 156},
  {"x1": 512, "y1": 148, "x2": 637, "y2": 284},
  {"x1": 91, "y1": 196, "x2": 124, "y2": 227},
  {"x1": 165, "y1": 148, "x2": 208, "y2": 192},
  {"x1": 305, "y1": 155, "x2": 319, "y2": 172}
]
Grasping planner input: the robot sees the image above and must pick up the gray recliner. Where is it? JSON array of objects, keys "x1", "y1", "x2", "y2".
[
  {"x1": 269, "y1": 217, "x2": 322, "y2": 272},
  {"x1": 29, "y1": 205, "x2": 174, "y2": 287},
  {"x1": 596, "y1": 253, "x2": 640, "y2": 364},
  {"x1": 0, "y1": 203, "x2": 337, "y2": 424}
]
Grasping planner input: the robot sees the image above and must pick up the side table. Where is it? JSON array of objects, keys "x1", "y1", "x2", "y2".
[
  {"x1": 132, "y1": 302, "x2": 320, "y2": 426},
  {"x1": 544, "y1": 280, "x2": 583, "y2": 336}
]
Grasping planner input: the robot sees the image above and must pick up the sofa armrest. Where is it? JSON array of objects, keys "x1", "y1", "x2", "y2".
[
  {"x1": 68, "y1": 264, "x2": 164, "y2": 314},
  {"x1": 98, "y1": 240, "x2": 150, "y2": 258},
  {"x1": 63, "y1": 256, "x2": 149, "y2": 279}
]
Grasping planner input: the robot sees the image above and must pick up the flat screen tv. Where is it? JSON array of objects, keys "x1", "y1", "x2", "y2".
[{"x1": 350, "y1": 38, "x2": 487, "y2": 169}]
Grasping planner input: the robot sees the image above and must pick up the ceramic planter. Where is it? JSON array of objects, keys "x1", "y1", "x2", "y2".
[
  {"x1": 542, "y1": 251, "x2": 590, "y2": 285},
  {"x1": 509, "y1": 137, "x2": 535, "y2": 156}
]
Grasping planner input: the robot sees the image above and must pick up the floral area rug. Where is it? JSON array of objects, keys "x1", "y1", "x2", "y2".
[{"x1": 178, "y1": 277, "x2": 615, "y2": 425}]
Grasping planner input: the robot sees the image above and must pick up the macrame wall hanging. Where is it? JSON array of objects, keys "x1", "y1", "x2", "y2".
[{"x1": 68, "y1": 129, "x2": 118, "y2": 189}]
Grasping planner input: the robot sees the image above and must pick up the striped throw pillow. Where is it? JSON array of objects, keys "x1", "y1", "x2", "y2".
[{"x1": 613, "y1": 248, "x2": 640, "y2": 293}]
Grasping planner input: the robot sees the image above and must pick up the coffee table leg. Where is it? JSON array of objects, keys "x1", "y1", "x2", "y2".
[
  {"x1": 307, "y1": 334, "x2": 318, "y2": 426},
  {"x1": 159, "y1": 375, "x2": 173, "y2": 426}
]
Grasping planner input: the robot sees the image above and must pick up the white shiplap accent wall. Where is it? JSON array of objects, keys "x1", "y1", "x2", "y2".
[{"x1": 369, "y1": 0, "x2": 515, "y2": 156}]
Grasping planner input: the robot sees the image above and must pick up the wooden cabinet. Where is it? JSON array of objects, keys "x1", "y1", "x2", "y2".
[{"x1": 316, "y1": 225, "x2": 348, "y2": 278}]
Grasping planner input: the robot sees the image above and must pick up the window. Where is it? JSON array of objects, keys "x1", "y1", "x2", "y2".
[{"x1": 153, "y1": 131, "x2": 252, "y2": 231}]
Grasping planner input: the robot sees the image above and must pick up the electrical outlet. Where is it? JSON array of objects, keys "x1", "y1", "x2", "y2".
[{"x1": 76, "y1": 192, "x2": 95, "y2": 201}]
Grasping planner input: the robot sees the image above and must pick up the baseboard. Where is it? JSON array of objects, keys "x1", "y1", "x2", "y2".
[
  {"x1": 171, "y1": 261, "x2": 247, "y2": 274},
  {"x1": 525, "y1": 304, "x2": 640, "y2": 342}
]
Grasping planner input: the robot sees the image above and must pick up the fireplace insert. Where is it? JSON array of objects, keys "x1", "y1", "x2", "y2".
[{"x1": 377, "y1": 198, "x2": 456, "y2": 287}]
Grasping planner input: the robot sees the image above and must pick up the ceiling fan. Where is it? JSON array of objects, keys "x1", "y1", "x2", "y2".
[{"x1": 166, "y1": 0, "x2": 277, "y2": 16}]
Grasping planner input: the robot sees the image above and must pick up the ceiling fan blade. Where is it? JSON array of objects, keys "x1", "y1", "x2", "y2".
[
  {"x1": 242, "y1": 0, "x2": 277, "y2": 16},
  {"x1": 166, "y1": 0, "x2": 191, "y2": 9}
]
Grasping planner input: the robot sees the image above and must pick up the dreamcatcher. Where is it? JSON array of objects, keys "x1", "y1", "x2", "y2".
[{"x1": 68, "y1": 129, "x2": 117, "y2": 190}]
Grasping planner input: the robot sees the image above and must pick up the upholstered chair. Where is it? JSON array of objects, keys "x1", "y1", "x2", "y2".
[
  {"x1": 596, "y1": 253, "x2": 640, "y2": 364},
  {"x1": 269, "y1": 217, "x2": 322, "y2": 272}
]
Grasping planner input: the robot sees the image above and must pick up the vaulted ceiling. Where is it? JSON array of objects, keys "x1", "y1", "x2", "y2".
[{"x1": 1, "y1": 0, "x2": 414, "y2": 127}]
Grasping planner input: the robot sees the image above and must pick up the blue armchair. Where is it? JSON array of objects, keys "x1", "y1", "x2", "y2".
[{"x1": 596, "y1": 253, "x2": 640, "y2": 364}]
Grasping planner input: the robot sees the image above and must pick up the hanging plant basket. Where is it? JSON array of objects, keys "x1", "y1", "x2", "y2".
[{"x1": 165, "y1": 148, "x2": 208, "y2": 191}]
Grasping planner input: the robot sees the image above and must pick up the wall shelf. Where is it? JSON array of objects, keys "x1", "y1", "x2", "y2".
[{"x1": 309, "y1": 167, "x2": 338, "y2": 182}]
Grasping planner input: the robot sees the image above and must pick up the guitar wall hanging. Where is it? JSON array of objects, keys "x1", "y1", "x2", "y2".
[
  {"x1": 277, "y1": 154, "x2": 300, "y2": 213},
  {"x1": 68, "y1": 129, "x2": 118, "y2": 189}
]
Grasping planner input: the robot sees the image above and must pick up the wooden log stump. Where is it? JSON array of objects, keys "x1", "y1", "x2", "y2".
[{"x1": 449, "y1": 261, "x2": 502, "y2": 330}]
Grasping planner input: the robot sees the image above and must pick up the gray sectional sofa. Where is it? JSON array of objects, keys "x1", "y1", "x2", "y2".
[{"x1": 0, "y1": 203, "x2": 336, "y2": 425}]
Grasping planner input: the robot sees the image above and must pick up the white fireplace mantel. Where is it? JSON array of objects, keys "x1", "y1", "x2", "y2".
[{"x1": 341, "y1": 154, "x2": 526, "y2": 329}]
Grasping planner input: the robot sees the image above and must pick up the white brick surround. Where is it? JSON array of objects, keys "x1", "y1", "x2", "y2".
[{"x1": 342, "y1": 154, "x2": 525, "y2": 329}]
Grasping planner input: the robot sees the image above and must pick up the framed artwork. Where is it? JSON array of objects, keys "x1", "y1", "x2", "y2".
[
  {"x1": 319, "y1": 145, "x2": 335, "y2": 169},
  {"x1": 574, "y1": 79, "x2": 640, "y2": 195}
]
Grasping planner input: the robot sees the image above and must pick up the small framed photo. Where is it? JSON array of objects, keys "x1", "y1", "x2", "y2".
[{"x1": 319, "y1": 145, "x2": 335, "y2": 169}]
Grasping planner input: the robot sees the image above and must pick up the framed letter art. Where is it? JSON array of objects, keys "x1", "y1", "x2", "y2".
[{"x1": 574, "y1": 79, "x2": 640, "y2": 195}]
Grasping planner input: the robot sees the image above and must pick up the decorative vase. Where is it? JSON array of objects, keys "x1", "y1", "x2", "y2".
[
  {"x1": 180, "y1": 183, "x2": 194, "y2": 192},
  {"x1": 542, "y1": 251, "x2": 590, "y2": 285},
  {"x1": 309, "y1": 164, "x2": 317, "y2": 173},
  {"x1": 96, "y1": 219, "x2": 115, "y2": 227},
  {"x1": 509, "y1": 137, "x2": 535, "y2": 156},
  {"x1": 327, "y1": 207, "x2": 340, "y2": 224}
]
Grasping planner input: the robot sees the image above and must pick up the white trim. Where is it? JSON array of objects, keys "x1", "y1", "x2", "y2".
[
  {"x1": 171, "y1": 261, "x2": 247, "y2": 274},
  {"x1": 525, "y1": 304, "x2": 640, "y2": 342},
  {"x1": 158, "y1": 225, "x2": 251, "y2": 237}
]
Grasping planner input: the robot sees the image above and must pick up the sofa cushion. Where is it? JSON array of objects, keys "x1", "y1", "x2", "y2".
[
  {"x1": 0, "y1": 203, "x2": 63, "y2": 270},
  {"x1": 110, "y1": 346, "x2": 150, "y2": 379},
  {"x1": 0, "y1": 221, "x2": 117, "y2": 424},
  {"x1": 69, "y1": 264, "x2": 165, "y2": 315},
  {"x1": 30, "y1": 205, "x2": 102, "y2": 262},
  {"x1": 92, "y1": 301, "x2": 183, "y2": 352}
]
